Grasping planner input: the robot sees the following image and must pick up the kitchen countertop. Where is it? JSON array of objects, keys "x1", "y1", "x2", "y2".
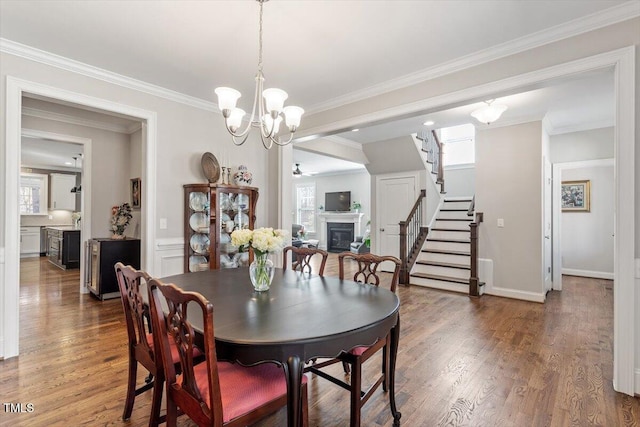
[{"x1": 45, "y1": 226, "x2": 80, "y2": 231}]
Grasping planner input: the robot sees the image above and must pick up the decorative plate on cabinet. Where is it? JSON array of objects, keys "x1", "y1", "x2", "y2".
[
  {"x1": 189, "y1": 212, "x2": 209, "y2": 233},
  {"x1": 189, "y1": 255, "x2": 208, "y2": 272},
  {"x1": 201, "y1": 152, "x2": 220, "y2": 183},
  {"x1": 189, "y1": 192, "x2": 208, "y2": 212},
  {"x1": 190, "y1": 233, "x2": 210, "y2": 254},
  {"x1": 234, "y1": 212, "x2": 250, "y2": 228}
]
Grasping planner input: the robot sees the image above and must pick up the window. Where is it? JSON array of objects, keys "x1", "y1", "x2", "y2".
[
  {"x1": 440, "y1": 123, "x2": 475, "y2": 166},
  {"x1": 295, "y1": 183, "x2": 316, "y2": 233},
  {"x1": 19, "y1": 173, "x2": 48, "y2": 215}
]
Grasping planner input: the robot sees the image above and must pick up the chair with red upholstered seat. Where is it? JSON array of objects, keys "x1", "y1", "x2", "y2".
[
  {"x1": 305, "y1": 252, "x2": 401, "y2": 427},
  {"x1": 114, "y1": 262, "x2": 163, "y2": 426},
  {"x1": 282, "y1": 245, "x2": 329, "y2": 276},
  {"x1": 148, "y1": 277, "x2": 308, "y2": 427}
]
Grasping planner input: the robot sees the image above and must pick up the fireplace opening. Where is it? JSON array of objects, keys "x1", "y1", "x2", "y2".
[{"x1": 327, "y1": 222, "x2": 354, "y2": 253}]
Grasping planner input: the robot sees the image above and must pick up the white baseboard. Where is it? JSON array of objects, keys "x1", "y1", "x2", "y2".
[
  {"x1": 635, "y1": 368, "x2": 640, "y2": 396},
  {"x1": 562, "y1": 268, "x2": 614, "y2": 280},
  {"x1": 485, "y1": 286, "x2": 546, "y2": 303}
]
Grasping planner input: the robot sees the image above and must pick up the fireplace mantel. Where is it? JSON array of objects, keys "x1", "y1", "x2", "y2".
[{"x1": 318, "y1": 212, "x2": 365, "y2": 250}]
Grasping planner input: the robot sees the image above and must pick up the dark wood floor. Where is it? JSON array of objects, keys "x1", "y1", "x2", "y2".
[{"x1": 3, "y1": 256, "x2": 639, "y2": 426}]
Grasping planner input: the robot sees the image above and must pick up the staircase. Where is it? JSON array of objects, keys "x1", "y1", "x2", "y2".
[{"x1": 410, "y1": 198, "x2": 476, "y2": 294}]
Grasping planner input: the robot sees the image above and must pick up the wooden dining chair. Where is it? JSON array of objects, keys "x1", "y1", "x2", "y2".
[
  {"x1": 148, "y1": 277, "x2": 309, "y2": 427},
  {"x1": 114, "y1": 262, "x2": 163, "y2": 426},
  {"x1": 306, "y1": 252, "x2": 401, "y2": 427},
  {"x1": 282, "y1": 245, "x2": 329, "y2": 276}
]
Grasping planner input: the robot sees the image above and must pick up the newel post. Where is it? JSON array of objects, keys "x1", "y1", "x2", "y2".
[
  {"x1": 399, "y1": 221, "x2": 408, "y2": 285},
  {"x1": 469, "y1": 212, "x2": 483, "y2": 298}
]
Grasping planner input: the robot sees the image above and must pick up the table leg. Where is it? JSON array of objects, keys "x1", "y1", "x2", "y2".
[
  {"x1": 285, "y1": 355, "x2": 304, "y2": 427},
  {"x1": 389, "y1": 318, "x2": 402, "y2": 426}
]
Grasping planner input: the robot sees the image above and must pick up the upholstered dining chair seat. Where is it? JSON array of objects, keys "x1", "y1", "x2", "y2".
[{"x1": 187, "y1": 362, "x2": 308, "y2": 423}]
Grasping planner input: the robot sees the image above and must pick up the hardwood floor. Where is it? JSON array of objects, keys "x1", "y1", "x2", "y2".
[{"x1": 3, "y1": 256, "x2": 639, "y2": 426}]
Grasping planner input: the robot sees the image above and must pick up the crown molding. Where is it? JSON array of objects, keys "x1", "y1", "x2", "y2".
[
  {"x1": 306, "y1": 1, "x2": 640, "y2": 114},
  {"x1": 322, "y1": 135, "x2": 364, "y2": 150},
  {"x1": 546, "y1": 117, "x2": 615, "y2": 135},
  {"x1": 0, "y1": 38, "x2": 219, "y2": 113},
  {"x1": 22, "y1": 106, "x2": 141, "y2": 134}
]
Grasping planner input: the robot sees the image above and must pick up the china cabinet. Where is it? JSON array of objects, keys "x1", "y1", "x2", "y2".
[{"x1": 183, "y1": 183, "x2": 258, "y2": 272}]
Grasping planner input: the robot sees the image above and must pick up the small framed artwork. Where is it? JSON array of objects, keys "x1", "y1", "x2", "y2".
[
  {"x1": 561, "y1": 180, "x2": 590, "y2": 212},
  {"x1": 130, "y1": 178, "x2": 141, "y2": 209}
]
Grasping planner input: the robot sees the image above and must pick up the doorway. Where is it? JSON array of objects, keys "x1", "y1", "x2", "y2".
[{"x1": 4, "y1": 77, "x2": 157, "y2": 359}]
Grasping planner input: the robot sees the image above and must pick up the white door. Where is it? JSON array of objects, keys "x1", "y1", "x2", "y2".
[
  {"x1": 376, "y1": 174, "x2": 417, "y2": 271},
  {"x1": 544, "y1": 158, "x2": 553, "y2": 293}
]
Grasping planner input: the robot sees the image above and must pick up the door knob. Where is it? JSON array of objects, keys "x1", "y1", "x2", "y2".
[{"x1": 380, "y1": 228, "x2": 385, "y2": 232}]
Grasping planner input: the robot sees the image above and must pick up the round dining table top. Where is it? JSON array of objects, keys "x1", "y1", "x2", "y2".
[{"x1": 160, "y1": 267, "x2": 400, "y2": 357}]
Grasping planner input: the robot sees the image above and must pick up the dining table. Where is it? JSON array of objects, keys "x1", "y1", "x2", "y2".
[{"x1": 160, "y1": 267, "x2": 402, "y2": 427}]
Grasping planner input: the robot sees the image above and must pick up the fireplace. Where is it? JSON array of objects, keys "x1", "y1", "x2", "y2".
[{"x1": 327, "y1": 222, "x2": 354, "y2": 253}]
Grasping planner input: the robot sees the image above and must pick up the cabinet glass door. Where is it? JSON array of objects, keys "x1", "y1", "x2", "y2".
[
  {"x1": 218, "y1": 190, "x2": 250, "y2": 268},
  {"x1": 187, "y1": 190, "x2": 210, "y2": 272}
]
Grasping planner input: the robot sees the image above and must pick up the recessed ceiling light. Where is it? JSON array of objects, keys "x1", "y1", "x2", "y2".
[
  {"x1": 64, "y1": 162, "x2": 73, "y2": 165},
  {"x1": 423, "y1": 120, "x2": 435, "y2": 126},
  {"x1": 352, "y1": 128, "x2": 359, "y2": 132}
]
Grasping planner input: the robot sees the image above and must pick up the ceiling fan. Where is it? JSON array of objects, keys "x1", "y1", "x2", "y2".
[{"x1": 292, "y1": 163, "x2": 303, "y2": 176}]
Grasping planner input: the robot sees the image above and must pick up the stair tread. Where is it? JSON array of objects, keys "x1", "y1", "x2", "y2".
[
  {"x1": 416, "y1": 260, "x2": 470, "y2": 270},
  {"x1": 444, "y1": 199, "x2": 473, "y2": 202},
  {"x1": 436, "y1": 218, "x2": 473, "y2": 222},
  {"x1": 440, "y1": 208, "x2": 468, "y2": 212},
  {"x1": 422, "y1": 249, "x2": 471, "y2": 256},
  {"x1": 431, "y1": 228, "x2": 470, "y2": 232},
  {"x1": 410, "y1": 272, "x2": 469, "y2": 284},
  {"x1": 427, "y1": 238, "x2": 471, "y2": 243}
]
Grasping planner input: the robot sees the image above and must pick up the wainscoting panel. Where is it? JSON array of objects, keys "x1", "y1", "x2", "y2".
[{"x1": 154, "y1": 238, "x2": 184, "y2": 277}]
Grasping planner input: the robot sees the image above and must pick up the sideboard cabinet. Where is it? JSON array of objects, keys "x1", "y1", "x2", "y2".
[{"x1": 183, "y1": 183, "x2": 258, "y2": 272}]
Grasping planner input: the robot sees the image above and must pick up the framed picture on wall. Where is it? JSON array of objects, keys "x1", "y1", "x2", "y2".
[
  {"x1": 130, "y1": 178, "x2": 141, "y2": 210},
  {"x1": 561, "y1": 180, "x2": 590, "y2": 212}
]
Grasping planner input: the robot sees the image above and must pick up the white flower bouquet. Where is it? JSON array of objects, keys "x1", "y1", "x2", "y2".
[
  {"x1": 231, "y1": 227, "x2": 288, "y2": 291},
  {"x1": 230, "y1": 227, "x2": 288, "y2": 256}
]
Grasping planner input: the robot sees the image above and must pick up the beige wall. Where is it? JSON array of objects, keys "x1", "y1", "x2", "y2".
[
  {"x1": 476, "y1": 121, "x2": 544, "y2": 297},
  {"x1": 300, "y1": 17, "x2": 639, "y2": 255}
]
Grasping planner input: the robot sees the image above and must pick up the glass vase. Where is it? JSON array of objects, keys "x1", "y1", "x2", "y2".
[{"x1": 249, "y1": 252, "x2": 274, "y2": 292}]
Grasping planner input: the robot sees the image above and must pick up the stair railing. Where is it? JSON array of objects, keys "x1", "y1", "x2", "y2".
[
  {"x1": 417, "y1": 130, "x2": 445, "y2": 194},
  {"x1": 469, "y1": 211, "x2": 483, "y2": 297},
  {"x1": 431, "y1": 130, "x2": 445, "y2": 193},
  {"x1": 399, "y1": 189, "x2": 428, "y2": 285}
]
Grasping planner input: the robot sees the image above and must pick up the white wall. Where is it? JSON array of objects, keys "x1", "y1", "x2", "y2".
[
  {"x1": 476, "y1": 121, "x2": 544, "y2": 301},
  {"x1": 292, "y1": 170, "x2": 370, "y2": 240},
  {"x1": 550, "y1": 127, "x2": 614, "y2": 162},
  {"x1": 129, "y1": 128, "x2": 143, "y2": 238},
  {"x1": 561, "y1": 164, "x2": 614, "y2": 278},
  {"x1": 551, "y1": 127, "x2": 615, "y2": 279},
  {"x1": 443, "y1": 165, "x2": 475, "y2": 198},
  {"x1": 21, "y1": 114, "x2": 132, "y2": 239}
]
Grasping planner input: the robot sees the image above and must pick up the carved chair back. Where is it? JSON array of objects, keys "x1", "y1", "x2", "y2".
[
  {"x1": 337, "y1": 252, "x2": 401, "y2": 292},
  {"x1": 282, "y1": 246, "x2": 329, "y2": 276}
]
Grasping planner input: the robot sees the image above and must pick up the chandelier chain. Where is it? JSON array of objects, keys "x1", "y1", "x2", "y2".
[{"x1": 258, "y1": 0, "x2": 264, "y2": 73}]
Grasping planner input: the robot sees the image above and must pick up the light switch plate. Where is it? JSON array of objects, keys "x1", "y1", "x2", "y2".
[
  {"x1": 159, "y1": 218, "x2": 167, "y2": 230},
  {"x1": 497, "y1": 218, "x2": 504, "y2": 228}
]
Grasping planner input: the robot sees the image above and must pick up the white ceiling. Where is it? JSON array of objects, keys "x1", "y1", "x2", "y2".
[{"x1": 2, "y1": 0, "x2": 631, "y2": 174}]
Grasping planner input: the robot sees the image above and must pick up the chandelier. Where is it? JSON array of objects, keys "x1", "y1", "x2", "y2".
[
  {"x1": 470, "y1": 99, "x2": 508, "y2": 125},
  {"x1": 215, "y1": 0, "x2": 304, "y2": 149}
]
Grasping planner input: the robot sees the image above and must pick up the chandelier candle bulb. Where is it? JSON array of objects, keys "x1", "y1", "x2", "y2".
[
  {"x1": 215, "y1": 87, "x2": 241, "y2": 114},
  {"x1": 263, "y1": 88, "x2": 288, "y2": 113}
]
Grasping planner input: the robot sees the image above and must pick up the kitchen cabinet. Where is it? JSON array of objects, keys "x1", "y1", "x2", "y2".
[
  {"x1": 47, "y1": 227, "x2": 81, "y2": 269},
  {"x1": 50, "y1": 173, "x2": 76, "y2": 210},
  {"x1": 20, "y1": 226, "x2": 41, "y2": 257},
  {"x1": 183, "y1": 183, "x2": 258, "y2": 272}
]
